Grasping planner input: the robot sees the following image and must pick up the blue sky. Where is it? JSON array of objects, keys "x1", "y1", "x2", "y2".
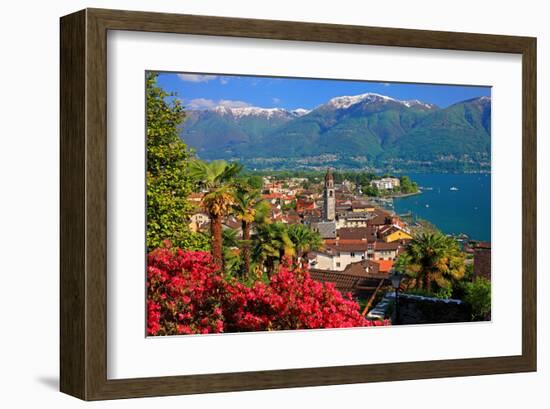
[{"x1": 156, "y1": 72, "x2": 491, "y2": 111}]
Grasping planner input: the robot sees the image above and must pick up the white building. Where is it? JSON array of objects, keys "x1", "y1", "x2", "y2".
[
  {"x1": 188, "y1": 212, "x2": 209, "y2": 232},
  {"x1": 371, "y1": 177, "x2": 400, "y2": 190},
  {"x1": 310, "y1": 243, "x2": 368, "y2": 271},
  {"x1": 310, "y1": 240, "x2": 403, "y2": 271}
]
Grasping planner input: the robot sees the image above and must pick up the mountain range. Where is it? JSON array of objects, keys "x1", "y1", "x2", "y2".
[{"x1": 179, "y1": 92, "x2": 491, "y2": 171}]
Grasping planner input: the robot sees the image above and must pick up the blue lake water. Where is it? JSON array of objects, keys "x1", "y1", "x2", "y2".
[{"x1": 392, "y1": 173, "x2": 491, "y2": 242}]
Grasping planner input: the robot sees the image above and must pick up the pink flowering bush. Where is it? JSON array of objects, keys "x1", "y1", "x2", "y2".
[
  {"x1": 147, "y1": 246, "x2": 225, "y2": 335},
  {"x1": 147, "y1": 246, "x2": 389, "y2": 336}
]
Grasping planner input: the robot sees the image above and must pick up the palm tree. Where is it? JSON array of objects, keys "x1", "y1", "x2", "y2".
[
  {"x1": 287, "y1": 224, "x2": 323, "y2": 266},
  {"x1": 252, "y1": 222, "x2": 294, "y2": 277},
  {"x1": 232, "y1": 186, "x2": 263, "y2": 278},
  {"x1": 402, "y1": 232, "x2": 465, "y2": 292},
  {"x1": 253, "y1": 199, "x2": 271, "y2": 225},
  {"x1": 188, "y1": 159, "x2": 242, "y2": 268},
  {"x1": 222, "y1": 228, "x2": 241, "y2": 276}
]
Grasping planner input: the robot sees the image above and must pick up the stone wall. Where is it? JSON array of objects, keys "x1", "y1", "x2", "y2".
[
  {"x1": 396, "y1": 293, "x2": 472, "y2": 324},
  {"x1": 368, "y1": 292, "x2": 472, "y2": 325}
]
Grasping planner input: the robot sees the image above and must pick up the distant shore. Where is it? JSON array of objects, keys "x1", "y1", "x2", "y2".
[
  {"x1": 387, "y1": 190, "x2": 422, "y2": 199},
  {"x1": 372, "y1": 190, "x2": 422, "y2": 200}
]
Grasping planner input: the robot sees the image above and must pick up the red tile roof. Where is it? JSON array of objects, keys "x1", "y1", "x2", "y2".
[
  {"x1": 324, "y1": 239, "x2": 367, "y2": 246},
  {"x1": 342, "y1": 259, "x2": 391, "y2": 279},
  {"x1": 373, "y1": 259, "x2": 394, "y2": 273},
  {"x1": 374, "y1": 241, "x2": 401, "y2": 251},
  {"x1": 308, "y1": 270, "x2": 361, "y2": 294},
  {"x1": 325, "y1": 242, "x2": 369, "y2": 252},
  {"x1": 338, "y1": 227, "x2": 378, "y2": 240}
]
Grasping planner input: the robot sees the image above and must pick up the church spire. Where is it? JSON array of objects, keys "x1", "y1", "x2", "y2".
[
  {"x1": 325, "y1": 167, "x2": 333, "y2": 183},
  {"x1": 324, "y1": 168, "x2": 334, "y2": 188},
  {"x1": 323, "y1": 168, "x2": 335, "y2": 221}
]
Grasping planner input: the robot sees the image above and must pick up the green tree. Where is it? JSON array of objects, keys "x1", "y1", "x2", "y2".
[
  {"x1": 364, "y1": 185, "x2": 380, "y2": 197},
  {"x1": 232, "y1": 185, "x2": 263, "y2": 278},
  {"x1": 287, "y1": 224, "x2": 323, "y2": 265},
  {"x1": 401, "y1": 232, "x2": 466, "y2": 292},
  {"x1": 399, "y1": 175, "x2": 418, "y2": 194},
  {"x1": 462, "y1": 277, "x2": 491, "y2": 321},
  {"x1": 188, "y1": 159, "x2": 242, "y2": 268},
  {"x1": 253, "y1": 200, "x2": 272, "y2": 225},
  {"x1": 246, "y1": 175, "x2": 264, "y2": 190},
  {"x1": 146, "y1": 72, "x2": 208, "y2": 251},
  {"x1": 222, "y1": 228, "x2": 242, "y2": 277},
  {"x1": 252, "y1": 222, "x2": 294, "y2": 277},
  {"x1": 281, "y1": 199, "x2": 297, "y2": 212}
]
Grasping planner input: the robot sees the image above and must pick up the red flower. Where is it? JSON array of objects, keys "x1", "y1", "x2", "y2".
[{"x1": 146, "y1": 247, "x2": 389, "y2": 336}]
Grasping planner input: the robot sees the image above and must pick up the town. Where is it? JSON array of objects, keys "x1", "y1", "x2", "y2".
[
  {"x1": 186, "y1": 168, "x2": 491, "y2": 323},
  {"x1": 144, "y1": 73, "x2": 492, "y2": 335}
]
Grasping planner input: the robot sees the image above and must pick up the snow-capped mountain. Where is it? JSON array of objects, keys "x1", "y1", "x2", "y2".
[
  {"x1": 180, "y1": 93, "x2": 491, "y2": 168},
  {"x1": 211, "y1": 106, "x2": 310, "y2": 119},
  {"x1": 323, "y1": 92, "x2": 437, "y2": 111}
]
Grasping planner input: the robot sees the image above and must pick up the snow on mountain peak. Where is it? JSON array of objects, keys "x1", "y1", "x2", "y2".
[
  {"x1": 403, "y1": 99, "x2": 436, "y2": 109},
  {"x1": 325, "y1": 92, "x2": 435, "y2": 110},
  {"x1": 291, "y1": 108, "x2": 311, "y2": 117},
  {"x1": 327, "y1": 93, "x2": 396, "y2": 109},
  {"x1": 211, "y1": 106, "x2": 310, "y2": 119}
]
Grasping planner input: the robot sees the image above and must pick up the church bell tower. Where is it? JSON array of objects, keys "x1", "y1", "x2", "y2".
[{"x1": 323, "y1": 168, "x2": 335, "y2": 221}]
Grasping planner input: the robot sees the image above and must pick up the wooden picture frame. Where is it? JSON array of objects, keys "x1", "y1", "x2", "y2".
[{"x1": 60, "y1": 8, "x2": 537, "y2": 400}]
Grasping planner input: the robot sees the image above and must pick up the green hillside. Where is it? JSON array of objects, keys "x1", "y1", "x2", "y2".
[{"x1": 179, "y1": 94, "x2": 491, "y2": 171}]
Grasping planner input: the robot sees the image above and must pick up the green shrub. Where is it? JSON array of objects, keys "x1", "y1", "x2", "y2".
[{"x1": 462, "y1": 277, "x2": 491, "y2": 321}]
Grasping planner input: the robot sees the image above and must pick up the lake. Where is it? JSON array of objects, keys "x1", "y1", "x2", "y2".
[{"x1": 392, "y1": 173, "x2": 491, "y2": 242}]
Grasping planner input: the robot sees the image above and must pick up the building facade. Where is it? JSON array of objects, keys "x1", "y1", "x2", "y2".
[{"x1": 371, "y1": 177, "x2": 400, "y2": 190}]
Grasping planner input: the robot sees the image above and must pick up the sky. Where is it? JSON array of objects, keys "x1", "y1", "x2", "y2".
[{"x1": 156, "y1": 71, "x2": 491, "y2": 111}]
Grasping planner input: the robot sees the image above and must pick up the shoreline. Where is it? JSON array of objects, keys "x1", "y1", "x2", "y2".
[
  {"x1": 384, "y1": 190, "x2": 422, "y2": 199},
  {"x1": 368, "y1": 190, "x2": 422, "y2": 200}
]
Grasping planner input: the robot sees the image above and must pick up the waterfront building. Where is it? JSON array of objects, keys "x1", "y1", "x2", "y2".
[{"x1": 371, "y1": 177, "x2": 400, "y2": 190}]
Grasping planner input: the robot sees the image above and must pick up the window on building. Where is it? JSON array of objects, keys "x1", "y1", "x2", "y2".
[
  {"x1": 336, "y1": 262, "x2": 341, "y2": 267},
  {"x1": 350, "y1": 252, "x2": 355, "y2": 257}
]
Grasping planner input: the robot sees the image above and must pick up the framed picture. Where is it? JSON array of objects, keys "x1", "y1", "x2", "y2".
[{"x1": 60, "y1": 8, "x2": 536, "y2": 400}]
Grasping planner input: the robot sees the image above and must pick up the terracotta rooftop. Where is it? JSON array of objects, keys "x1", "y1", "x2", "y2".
[
  {"x1": 309, "y1": 270, "x2": 360, "y2": 294},
  {"x1": 343, "y1": 259, "x2": 385, "y2": 277},
  {"x1": 337, "y1": 227, "x2": 378, "y2": 241},
  {"x1": 325, "y1": 242, "x2": 370, "y2": 252},
  {"x1": 351, "y1": 200, "x2": 373, "y2": 209},
  {"x1": 373, "y1": 259, "x2": 394, "y2": 273},
  {"x1": 374, "y1": 241, "x2": 402, "y2": 251},
  {"x1": 325, "y1": 239, "x2": 368, "y2": 246}
]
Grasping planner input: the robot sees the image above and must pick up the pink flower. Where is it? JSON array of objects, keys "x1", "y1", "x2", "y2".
[{"x1": 146, "y1": 247, "x2": 390, "y2": 336}]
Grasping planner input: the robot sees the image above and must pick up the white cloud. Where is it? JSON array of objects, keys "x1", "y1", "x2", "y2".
[
  {"x1": 382, "y1": 82, "x2": 391, "y2": 87},
  {"x1": 218, "y1": 99, "x2": 251, "y2": 108},
  {"x1": 219, "y1": 77, "x2": 229, "y2": 85},
  {"x1": 186, "y1": 98, "x2": 251, "y2": 110},
  {"x1": 186, "y1": 98, "x2": 217, "y2": 109},
  {"x1": 272, "y1": 97, "x2": 281, "y2": 104},
  {"x1": 177, "y1": 74, "x2": 218, "y2": 83}
]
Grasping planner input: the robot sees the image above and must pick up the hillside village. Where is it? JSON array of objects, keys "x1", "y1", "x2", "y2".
[
  {"x1": 189, "y1": 169, "x2": 487, "y2": 312},
  {"x1": 145, "y1": 73, "x2": 493, "y2": 335}
]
